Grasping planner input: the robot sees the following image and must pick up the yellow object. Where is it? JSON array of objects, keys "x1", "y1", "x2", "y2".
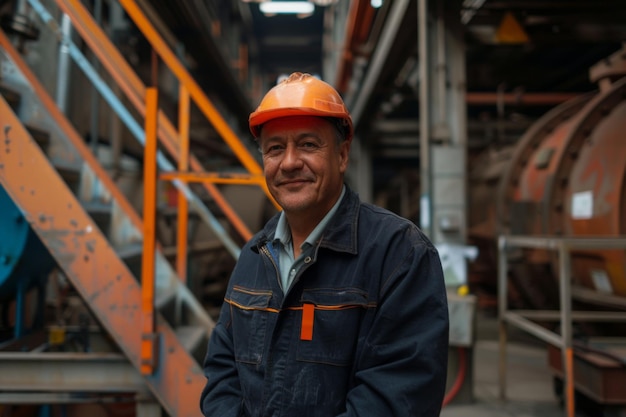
[
  {"x1": 49, "y1": 326, "x2": 66, "y2": 345},
  {"x1": 495, "y1": 12, "x2": 529, "y2": 44},
  {"x1": 457, "y1": 285, "x2": 469, "y2": 297},
  {"x1": 249, "y1": 72, "x2": 353, "y2": 141}
]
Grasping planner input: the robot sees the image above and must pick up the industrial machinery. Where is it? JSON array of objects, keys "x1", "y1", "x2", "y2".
[
  {"x1": 0, "y1": 185, "x2": 56, "y2": 340},
  {"x1": 469, "y1": 44, "x2": 626, "y2": 314},
  {"x1": 469, "y1": 44, "x2": 626, "y2": 412}
]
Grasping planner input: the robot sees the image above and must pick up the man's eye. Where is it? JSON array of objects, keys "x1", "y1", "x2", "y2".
[
  {"x1": 263, "y1": 145, "x2": 283, "y2": 155},
  {"x1": 300, "y1": 142, "x2": 318, "y2": 149}
]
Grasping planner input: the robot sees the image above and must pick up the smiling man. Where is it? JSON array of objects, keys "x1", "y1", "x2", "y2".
[{"x1": 200, "y1": 72, "x2": 449, "y2": 417}]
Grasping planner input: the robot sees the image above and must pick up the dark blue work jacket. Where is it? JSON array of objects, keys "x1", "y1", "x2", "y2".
[{"x1": 200, "y1": 186, "x2": 449, "y2": 417}]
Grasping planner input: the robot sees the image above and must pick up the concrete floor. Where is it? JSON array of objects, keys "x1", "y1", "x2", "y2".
[
  {"x1": 441, "y1": 312, "x2": 566, "y2": 417},
  {"x1": 442, "y1": 340, "x2": 565, "y2": 417}
]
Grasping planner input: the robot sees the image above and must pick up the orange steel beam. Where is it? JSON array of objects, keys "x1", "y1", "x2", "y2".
[
  {"x1": 160, "y1": 171, "x2": 265, "y2": 186},
  {"x1": 177, "y1": 85, "x2": 190, "y2": 283},
  {"x1": 0, "y1": 96, "x2": 204, "y2": 417},
  {"x1": 55, "y1": 0, "x2": 273, "y2": 242},
  {"x1": 0, "y1": 29, "x2": 142, "y2": 232},
  {"x1": 141, "y1": 88, "x2": 159, "y2": 376}
]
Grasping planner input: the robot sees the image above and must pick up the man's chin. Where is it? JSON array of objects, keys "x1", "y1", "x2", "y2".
[{"x1": 275, "y1": 197, "x2": 311, "y2": 214}]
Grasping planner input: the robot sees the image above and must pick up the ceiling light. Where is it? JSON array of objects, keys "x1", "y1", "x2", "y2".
[
  {"x1": 370, "y1": 0, "x2": 383, "y2": 8},
  {"x1": 310, "y1": 0, "x2": 338, "y2": 5},
  {"x1": 259, "y1": 2, "x2": 315, "y2": 15}
]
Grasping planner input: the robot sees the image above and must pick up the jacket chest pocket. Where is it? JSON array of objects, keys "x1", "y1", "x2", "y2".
[
  {"x1": 296, "y1": 288, "x2": 370, "y2": 367},
  {"x1": 228, "y1": 286, "x2": 274, "y2": 365}
]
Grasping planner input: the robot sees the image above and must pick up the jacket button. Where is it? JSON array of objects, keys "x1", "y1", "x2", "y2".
[{"x1": 304, "y1": 256, "x2": 312, "y2": 263}]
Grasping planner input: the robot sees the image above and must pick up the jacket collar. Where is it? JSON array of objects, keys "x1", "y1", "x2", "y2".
[{"x1": 254, "y1": 185, "x2": 359, "y2": 255}]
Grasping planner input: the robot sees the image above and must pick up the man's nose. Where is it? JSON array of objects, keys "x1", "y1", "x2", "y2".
[{"x1": 281, "y1": 144, "x2": 303, "y2": 170}]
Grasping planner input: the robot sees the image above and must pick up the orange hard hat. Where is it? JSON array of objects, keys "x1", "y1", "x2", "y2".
[{"x1": 249, "y1": 72, "x2": 353, "y2": 141}]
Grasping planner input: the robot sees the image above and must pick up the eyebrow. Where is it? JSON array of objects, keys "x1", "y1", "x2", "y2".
[{"x1": 262, "y1": 130, "x2": 324, "y2": 143}]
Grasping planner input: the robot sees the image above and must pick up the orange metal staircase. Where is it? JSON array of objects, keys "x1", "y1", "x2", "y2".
[
  {"x1": 0, "y1": 0, "x2": 272, "y2": 414},
  {"x1": 0, "y1": 33, "x2": 209, "y2": 416},
  {"x1": 0, "y1": 94, "x2": 206, "y2": 416}
]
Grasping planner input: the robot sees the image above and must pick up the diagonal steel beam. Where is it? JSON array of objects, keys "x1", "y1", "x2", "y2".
[{"x1": 0, "y1": 97, "x2": 204, "y2": 417}]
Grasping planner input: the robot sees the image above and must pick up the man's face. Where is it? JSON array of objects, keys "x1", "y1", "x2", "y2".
[{"x1": 259, "y1": 116, "x2": 350, "y2": 222}]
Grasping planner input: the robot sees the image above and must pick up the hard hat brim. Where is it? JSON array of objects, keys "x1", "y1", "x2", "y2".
[{"x1": 249, "y1": 107, "x2": 353, "y2": 139}]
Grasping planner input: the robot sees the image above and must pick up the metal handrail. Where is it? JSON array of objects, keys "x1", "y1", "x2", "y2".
[
  {"x1": 0, "y1": 28, "x2": 141, "y2": 232},
  {"x1": 27, "y1": 0, "x2": 242, "y2": 258},
  {"x1": 116, "y1": 0, "x2": 279, "y2": 208},
  {"x1": 53, "y1": 0, "x2": 279, "y2": 245},
  {"x1": 497, "y1": 235, "x2": 626, "y2": 417}
]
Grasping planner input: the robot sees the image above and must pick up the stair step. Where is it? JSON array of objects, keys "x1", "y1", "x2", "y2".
[
  {"x1": 0, "y1": 39, "x2": 212, "y2": 415},
  {"x1": 82, "y1": 201, "x2": 112, "y2": 234},
  {"x1": 115, "y1": 242, "x2": 143, "y2": 278},
  {"x1": 0, "y1": 83, "x2": 21, "y2": 110},
  {"x1": 174, "y1": 325, "x2": 207, "y2": 354},
  {"x1": 25, "y1": 124, "x2": 51, "y2": 151},
  {"x1": 50, "y1": 159, "x2": 82, "y2": 188},
  {"x1": 161, "y1": 240, "x2": 222, "y2": 257},
  {"x1": 116, "y1": 242, "x2": 143, "y2": 260},
  {"x1": 155, "y1": 287, "x2": 178, "y2": 310}
]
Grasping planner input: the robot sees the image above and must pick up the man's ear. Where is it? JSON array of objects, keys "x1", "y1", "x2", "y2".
[{"x1": 339, "y1": 140, "x2": 351, "y2": 172}]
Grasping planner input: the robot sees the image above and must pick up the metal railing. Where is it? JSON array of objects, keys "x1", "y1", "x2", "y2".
[
  {"x1": 2, "y1": 0, "x2": 281, "y2": 413},
  {"x1": 497, "y1": 235, "x2": 626, "y2": 417}
]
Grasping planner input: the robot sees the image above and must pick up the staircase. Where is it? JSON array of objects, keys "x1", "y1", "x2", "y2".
[{"x1": 0, "y1": 1, "x2": 268, "y2": 414}]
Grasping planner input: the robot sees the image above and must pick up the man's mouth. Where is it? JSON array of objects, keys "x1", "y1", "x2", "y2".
[{"x1": 277, "y1": 178, "x2": 310, "y2": 187}]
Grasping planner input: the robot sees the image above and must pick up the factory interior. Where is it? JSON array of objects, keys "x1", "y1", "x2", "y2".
[{"x1": 1, "y1": 0, "x2": 626, "y2": 416}]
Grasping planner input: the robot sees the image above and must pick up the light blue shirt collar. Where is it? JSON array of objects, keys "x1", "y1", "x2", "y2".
[{"x1": 274, "y1": 185, "x2": 346, "y2": 252}]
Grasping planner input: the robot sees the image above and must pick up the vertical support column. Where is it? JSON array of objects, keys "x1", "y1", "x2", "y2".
[
  {"x1": 418, "y1": 0, "x2": 433, "y2": 238},
  {"x1": 347, "y1": 136, "x2": 373, "y2": 204},
  {"x1": 89, "y1": 0, "x2": 102, "y2": 155},
  {"x1": 141, "y1": 87, "x2": 159, "y2": 375},
  {"x1": 108, "y1": 1, "x2": 128, "y2": 174},
  {"x1": 498, "y1": 235, "x2": 508, "y2": 400},
  {"x1": 559, "y1": 242, "x2": 575, "y2": 417},
  {"x1": 418, "y1": 2, "x2": 472, "y2": 406},
  {"x1": 419, "y1": 0, "x2": 467, "y2": 246},
  {"x1": 176, "y1": 85, "x2": 190, "y2": 284},
  {"x1": 55, "y1": 12, "x2": 72, "y2": 113}
]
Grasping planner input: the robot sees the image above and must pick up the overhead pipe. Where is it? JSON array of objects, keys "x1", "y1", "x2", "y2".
[
  {"x1": 466, "y1": 91, "x2": 580, "y2": 105},
  {"x1": 335, "y1": 0, "x2": 376, "y2": 94},
  {"x1": 348, "y1": 0, "x2": 411, "y2": 127},
  {"x1": 418, "y1": 0, "x2": 433, "y2": 237}
]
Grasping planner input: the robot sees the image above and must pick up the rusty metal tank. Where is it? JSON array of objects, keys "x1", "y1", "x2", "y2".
[{"x1": 469, "y1": 44, "x2": 626, "y2": 310}]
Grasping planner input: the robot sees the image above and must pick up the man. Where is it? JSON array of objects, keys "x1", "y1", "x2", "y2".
[{"x1": 200, "y1": 72, "x2": 448, "y2": 417}]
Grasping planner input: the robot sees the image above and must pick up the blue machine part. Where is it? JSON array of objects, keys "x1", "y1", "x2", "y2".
[
  {"x1": 0, "y1": 185, "x2": 30, "y2": 297},
  {"x1": 0, "y1": 185, "x2": 56, "y2": 337}
]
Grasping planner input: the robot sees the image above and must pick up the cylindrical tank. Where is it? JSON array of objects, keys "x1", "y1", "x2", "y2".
[
  {"x1": 0, "y1": 185, "x2": 56, "y2": 336},
  {"x1": 560, "y1": 83, "x2": 626, "y2": 297},
  {"x1": 469, "y1": 45, "x2": 626, "y2": 311}
]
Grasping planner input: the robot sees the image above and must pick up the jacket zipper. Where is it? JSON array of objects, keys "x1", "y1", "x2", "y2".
[{"x1": 260, "y1": 244, "x2": 283, "y2": 293}]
